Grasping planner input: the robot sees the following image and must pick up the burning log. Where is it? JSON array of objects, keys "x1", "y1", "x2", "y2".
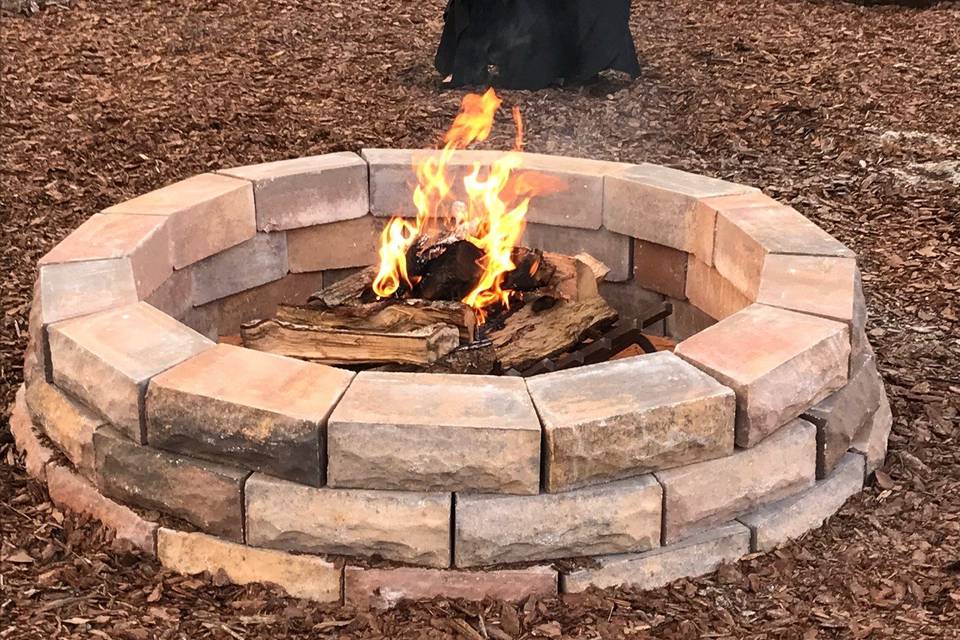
[
  {"x1": 240, "y1": 320, "x2": 461, "y2": 366},
  {"x1": 276, "y1": 300, "x2": 476, "y2": 342},
  {"x1": 307, "y1": 267, "x2": 377, "y2": 307}
]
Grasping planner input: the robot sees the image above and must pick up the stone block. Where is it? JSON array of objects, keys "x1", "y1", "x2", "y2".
[
  {"x1": 603, "y1": 164, "x2": 756, "y2": 262},
  {"x1": 219, "y1": 152, "x2": 368, "y2": 231},
  {"x1": 41, "y1": 213, "x2": 172, "y2": 298},
  {"x1": 328, "y1": 372, "x2": 540, "y2": 494},
  {"x1": 46, "y1": 463, "x2": 158, "y2": 555},
  {"x1": 9, "y1": 386, "x2": 53, "y2": 480},
  {"x1": 454, "y1": 476, "x2": 662, "y2": 567},
  {"x1": 190, "y1": 232, "x2": 288, "y2": 306},
  {"x1": 685, "y1": 257, "x2": 751, "y2": 321},
  {"x1": 25, "y1": 373, "x2": 104, "y2": 478},
  {"x1": 803, "y1": 350, "x2": 883, "y2": 478},
  {"x1": 665, "y1": 298, "x2": 716, "y2": 341},
  {"x1": 713, "y1": 203, "x2": 854, "y2": 299},
  {"x1": 39, "y1": 259, "x2": 139, "y2": 327},
  {"x1": 675, "y1": 304, "x2": 849, "y2": 447},
  {"x1": 598, "y1": 281, "x2": 665, "y2": 326},
  {"x1": 286, "y1": 215, "x2": 382, "y2": 273},
  {"x1": 214, "y1": 271, "x2": 326, "y2": 335},
  {"x1": 147, "y1": 344, "x2": 354, "y2": 486},
  {"x1": 322, "y1": 267, "x2": 364, "y2": 288},
  {"x1": 527, "y1": 352, "x2": 735, "y2": 492},
  {"x1": 344, "y1": 565, "x2": 557, "y2": 610},
  {"x1": 180, "y1": 302, "x2": 221, "y2": 342},
  {"x1": 93, "y1": 427, "x2": 248, "y2": 541},
  {"x1": 48, "y1": 302, "x2": 214, "y2": 443},
  {"x1": 104, "y1": 173, "x2": 256, "y2": 269},
  {"x1": 245, "y1": 473, "x2": 451, "y2": 568},
  {"x1": 28, "y1": 285, "x2": 52, "y2": 382},
  {"x1": 756, "y1": 254, "x2": 858, "y2": 323},
  {"x1": 739, "y1": 453, "x2": 864, "y2": 551},
  {"x1": 633, "y1": 239, "x2": 688, "y2": 299},
  {"x1": 654, "y1": 418, "x2": 816, "y2": 543},
  {"x1": 144, "y1": 268, "x2": 194, "y2": 321},
  {"x1": 851, "y1": 392, "x2": 893, "y2": 476},
  {"x1": 562, "y1": 522, "x2": 750, "y2": 592},
  {"x1": 522, "y1": 223, "x2": 631, "y2": 281},
  {"x1": 158, "y1": 528, "x2": 341, "y2": 602}
]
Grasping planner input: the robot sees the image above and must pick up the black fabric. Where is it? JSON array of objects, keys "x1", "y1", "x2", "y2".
[{"x1": 436, "y1": 0, "x2": 640, "y2": 90}]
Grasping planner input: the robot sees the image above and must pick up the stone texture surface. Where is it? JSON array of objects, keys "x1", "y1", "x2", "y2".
[
  {"x1": 655, "y1": 418, "x2": 816, "y2": 543},
  {"x1": 148, "y1": 344, "x2": 354, "y2": 486},
  {"x1": 803, "y1": 349, "x2": 884, "y2": 478},
  {"x1": 48, "y1": 302, "x2": 215, "y2": 443},
  {"x1": 522, "y1": 223, "x2": 631, "y2": 281},
  {"x1": 158, "y1": 528, "x2": 341, "y2": 602},
  {"x1": 46, "y1": 463, "x2": 158, "y2": 555},
  {"x1": 739, "y1": 453, "x2": 864, "y2": 551},
  {"x1": 344, "y1": 565, "x2": 558, "y2": 610},
  {"x1": 94, "y1": 427, "x2": 248, "y2": 541},
  {"x1": 603, "y1": 164, "x2": 756, "y2": 262},
  {"x1": 851, "y1": 391, "x2": 893, "y2": 476},
  {"x1": 597, "y1": 281, "x2": 665, "y2": 322},
  {"x1": 104, "y1": 172, "x2": 256, "y2": 269},
  {"x1": 9, "y1": 386, "x2": 53, "y2": 480},
  {"x1": 190, "y1": 232, "x2": 288, "y2": 306},
  {"x1": 562, "y1": 522, "x2": 751, "y2": 592},
  {"x1": 675, "y1": 304, "x2": 850, "y2": 447},
  {"x1": 28, "y1": 285, "x2": 52, "y2": 382},
  {"x1": 214, "y1": 271, "x2": 326, "y2": 335},
  {"x1": 39, "y1": 258, "x2": 139, "y2": 327},
  {"x1": 328, "y1": 372, "x2": 541, "y2": 494},
  {"x1": 179, "y1": 303, "x2": 221, "y2": 342},
  {"x1": 685, "y1": 257, "x2": 751, "y2": 321},
  {"x1": 454, "y1": 476, "x2": 662, "y2": 567},
  {"x1": 145, "y1": 267, "x2": 194, "y2": 321},
  {"x1": 756, "y1": 254, "x2": 858, "y2": 323},
  {"x1": 633, "y1": 239, "x2": 688, "y2": 299},
  {"x1": 245, "y1": 473, "x2": 451, "y2": 567},
  {"x1": 527, "y1": 353, "x2": 735, "y2": 492},
  {"x1": 713, "y1": 203, "x2": 854, "y2": 298},
  {"x1": 286, "y1": 215, "x2": 382, "y2": 273},
  {"x1": 25, "y1": 372, "x2": 104, "y2": 478},
  {"x1": 665, "y1": 298, "x2": 716, "y2": 340},
  {"x1": 219, "y1": 152, "x2": 368, "y2": 231}
]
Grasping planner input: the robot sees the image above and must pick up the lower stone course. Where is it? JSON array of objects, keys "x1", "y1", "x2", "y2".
[
  {"x1": 562, "y1": 522, "x2": 751, "y2": 592},
  {"x1": 851, "y1": 392, "x2": 893, "y2": 477},
  {"x1": 25, "y1": 371, "x2": 103, "y2": 479},
  {"x1": 454, "y1": 476, "x2": 662, "y2": 568},
  {"x1": 245, "y1": 473, "x2": 451, "y2": 568},
  {"x1": 739, "y1": 453, "x2": 864, "y2": 551},
  {"x1": 94, "y1": 427, "x2": 249, "y2": 542},
  {"x1": 9, "y1": 386, "x2": 54, "y2": 480},
  {"x1": 157, "y1": 528, "x2": 341, "y2": 602},
  {"x1": 344, "y1": 565, "x2": 558, "y2": 610}
]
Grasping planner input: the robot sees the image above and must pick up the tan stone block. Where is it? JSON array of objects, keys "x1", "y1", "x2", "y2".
[
  {"x1": 344, "y1": 565, "x2": 557, "y2": 609},
  {"x1": 39, "y1": 259, "x2": 139, "y2": 327},
  {"x1": 851, "y1": 391, "x2": 893, "y2": 476},
  {"x1": 756, "y1": 254, "x2": 858, "y2": 323},
  {"x1": 148, "y1": 344, "x2": 354, "y2": 486},
  {"x1": 665, "y1": 298, "x2": 716, "y2": 340},
  {"x1": 48, "y1": 302, "x2": 215, "y2": 443},
  {"x1": 328, "y1": 372, "x2": 540, "y2": 494},
  {"x1": 603, "y1": 164, "x2": 756, "y2": 262},
  {"x1": 219, "y1": 152, "x2": 368, "y2": 231},
  {"x1": 562, "y1": 522, "x2": 750, "y2": 592},
  {"x1": 158, "y1": 528, "x2": 341, "y2": 602},
  {"x1": 598, "y1": 281, "x2": 664, "y2": 322},
  {"x1": 246, "y1": 473, "x2": 451, "y2": 567},
  {"x1": 41, "y1": 213, "x2": 172, "y2": 298},
  {"x1": 454, "y1": 476, "x2": 662, "y2": 567},
  {"x1": 287, "y1": 215, "x2": 383, "y2": 273},
  {"x1": 104, "y1": 173, "x2": 256, "y2": 268},
  {"x1": 654, "y1": 418, "x2": 816, "y2": 543},
  {"x1": 94, "y1": 427, "x2": 248, "y2": 541},
  {"x1": 9, "y1": 386, "x2": 53, "y2": 480},
  {"x1": 713, "y1": 203, "x2": 853, "y2": 298},
  {"x1": 213, "y1": 271, "x2": 326, "y2": 335},
  {"x1": 46, "y1": 463, "x2": 158, "y2": 555},
  {"x1": 527, "y1": 353, "x2": 735, "y2": 492},
  {"x1": 634, "y1": 239, "x2": 688, "y2": 299},
  {"x1": 675, "y1": 304, "x2": 849, "y2": 447},
  {"x1": 25, "y1": 373, "x2": 104, "y2": 478},
  {"x1": 180, "y1": 302, "x2": 221, "y2": 342},
  {"x1": 144, "y1": 268, "x2": 194, "y2": 321},
  {"x1": 190, "y1": 232, "x2": 288, "y2": 305},
  {"x1": 522, "y1": 223, "x2": 632, "y2": 281},
  {"x1": 739, "y1": 453, "x2": 864, "y2": 551},
  {"x1": 685, "y1": 257, "x2": 751, "y2": 321},
  {"x1": 28, "y1": 285, "x2": 52, "y2": 382}
]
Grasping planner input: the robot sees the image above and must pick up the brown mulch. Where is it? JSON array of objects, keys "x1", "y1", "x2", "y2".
[{"x1": 2, "y1": 0, "x2": 959, "y2": 638}]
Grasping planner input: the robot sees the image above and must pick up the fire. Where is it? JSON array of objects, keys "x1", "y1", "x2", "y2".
[{"x1": 372, "y1": 89, "x2": 561, "y2": 323}]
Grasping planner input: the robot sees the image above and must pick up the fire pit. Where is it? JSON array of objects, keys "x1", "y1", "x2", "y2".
[{"x1": 12, "y1": 94, "x2": 892, "y2": 608}]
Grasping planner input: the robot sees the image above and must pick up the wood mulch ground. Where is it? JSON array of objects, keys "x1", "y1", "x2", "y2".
[{"x1": 2, "y1": 0, "x2": 959, "y2": 638}]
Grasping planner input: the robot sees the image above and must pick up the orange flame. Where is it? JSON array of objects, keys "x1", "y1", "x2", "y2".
[{"x1": 372, "y1": 89, "x2": 561, "y2": 324}]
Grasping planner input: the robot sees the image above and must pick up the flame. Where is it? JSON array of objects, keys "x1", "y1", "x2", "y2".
[{"x1": 372, "y1": 88, "x2": 561, "y2": 323}]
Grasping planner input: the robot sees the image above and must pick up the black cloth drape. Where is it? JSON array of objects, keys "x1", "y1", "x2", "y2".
[{"x1": 436, "y1": 0, "x2": 640, "y2": 90}]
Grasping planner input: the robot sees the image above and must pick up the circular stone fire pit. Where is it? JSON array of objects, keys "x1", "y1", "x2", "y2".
[{"x1": 12, "y1": 150, "x2": 892, "y2": 608}]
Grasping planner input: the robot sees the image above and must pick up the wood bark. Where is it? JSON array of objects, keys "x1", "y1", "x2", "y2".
[{"x1": 276, "y1": 300, "x2": 476, "y2": 342}]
